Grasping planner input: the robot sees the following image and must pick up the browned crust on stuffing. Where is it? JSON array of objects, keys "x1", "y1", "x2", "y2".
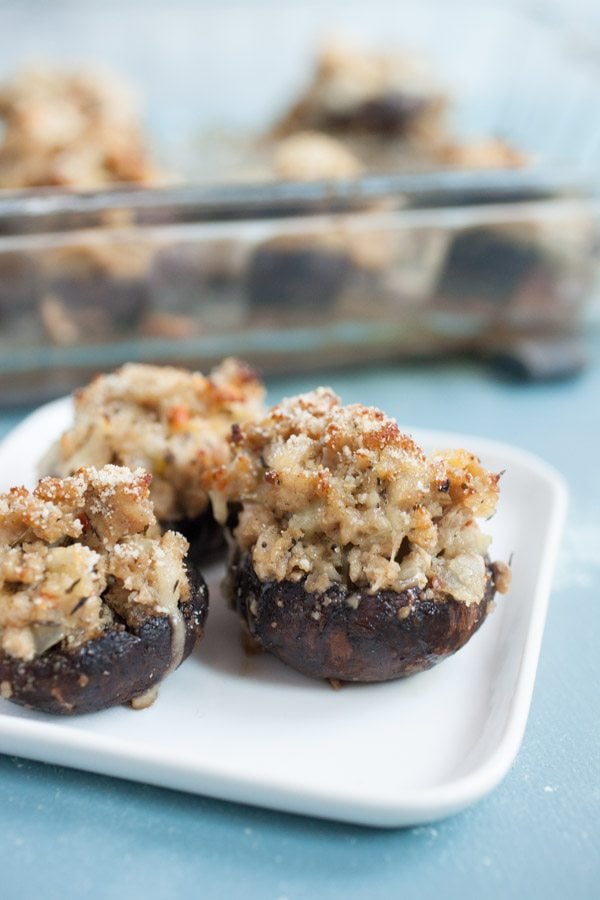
[
  {"x1": 0, "y1": 66, "x2": 159, "y2": 189},
  {"x1": 0, "y1": 465, "x2": 193, "y2": 662},
  {"x1": 51, "y1": 359, "x2": 265, "y2": 524},
  {"x1": 207, "y1": 388, "x2": 508, "y2": 604}
]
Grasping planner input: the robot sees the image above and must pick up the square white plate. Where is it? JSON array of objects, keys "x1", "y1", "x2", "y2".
[{"x1": 0, "y1": 398, "x2": 567, "y2": 827}]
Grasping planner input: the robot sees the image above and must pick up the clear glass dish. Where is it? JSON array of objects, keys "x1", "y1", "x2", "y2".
[{"x1": 0, "y1": 0, "x2": 599, "y2": 400}]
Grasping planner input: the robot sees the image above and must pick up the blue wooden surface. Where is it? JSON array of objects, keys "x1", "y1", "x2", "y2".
[{"x1": 0, "y1": 346, "x2": 598, "y2": 900}]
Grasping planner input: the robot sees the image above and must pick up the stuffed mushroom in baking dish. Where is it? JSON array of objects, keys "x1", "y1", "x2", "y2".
[
  {"x1": 0, "y1": 465, "x2": 208, "y2": 714},
  {"x1": 43, "y1": 358, "x2": 265, "y2": 562},
  {"x1": 207, "y1": 388, "x2": 511, "y2": 683}
]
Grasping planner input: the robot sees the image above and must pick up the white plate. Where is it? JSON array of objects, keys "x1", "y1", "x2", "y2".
[{"x1": 0, "y1": 398, "x2": 567, "y2": 827}]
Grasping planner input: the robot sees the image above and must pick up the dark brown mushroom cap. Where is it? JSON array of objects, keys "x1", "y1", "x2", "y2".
[
  {"x1": 166, "y1": 510, "x2": 226, "y2": 567},
  {"x1": 320, "y1": 91, "x2": 429, "y2": 136},
  {"x1": 231, "y1": 552, "x2": 496, "y2": 682},
  {"x1": 0, "y1": 567, "x2": 208, "y2": 715}
]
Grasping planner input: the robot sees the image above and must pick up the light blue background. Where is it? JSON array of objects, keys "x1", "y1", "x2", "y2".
[{"x1": 0, "y1": 340, "x2": 598, "y2": 900}]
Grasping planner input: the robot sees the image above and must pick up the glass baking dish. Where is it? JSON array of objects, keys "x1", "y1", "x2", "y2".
[{"x1": 0, "y1": 0, "x2": 599, "y2": 401}]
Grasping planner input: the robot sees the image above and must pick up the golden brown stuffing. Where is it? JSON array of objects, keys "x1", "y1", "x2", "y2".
[
  {"x1": 48, "y1": 359, "x2": 265, "y2": 523},
  {"x1": 435, "y1": 137, "x2": 528, "y2": 169},
  {"x1": 271, "y1": 41, "x2": 528, "y2": 177},
  {"x1": 0, "y1": 466, "x2": 189, "y2": 661},
  {"x1": 273, "y1": 131, "x2": 362, "y2": 180},
  {"x1": 0, "y1": 67, "x2": 159, "y2": 189},
  {"x1": 207, "y1": 388, "x2": 511, "y2": 604}
]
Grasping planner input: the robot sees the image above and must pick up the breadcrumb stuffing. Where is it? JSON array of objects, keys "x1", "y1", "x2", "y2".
[
  {"x1": 273, "y1": 131, "x2": 362, "y2": 180},
  {"x1": 0, "y1": 466, "x2": 189, "y2": 661},
  {"x1": 48, "y1": 358, "x2": 265, "y2": 523},
  {"x1": 0, "y1": 66, "x2": 159, "y2": 189},
  {"x1": 435, "y1": 137, "x2": 528, "y2": 169},
  {"x1": 207, "y1": 388, "x2": 511, "y2": 603}
]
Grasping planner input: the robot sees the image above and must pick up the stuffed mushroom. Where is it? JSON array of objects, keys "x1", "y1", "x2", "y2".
[
  {"x1": 207, "y1": 388, "x2": 511, "y2": 683},
  {"x1": 272, "y1": 42, "x2": 446, "y2": 145},
  {"x1": 0, "y1": 465, "x2": 208, "y2": 714},
  {"x1": 43, "y1": 358, "x2": 265, "y2": 561}
]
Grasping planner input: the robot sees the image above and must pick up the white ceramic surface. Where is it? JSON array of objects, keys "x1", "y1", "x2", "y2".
[{"x1": 0, "y1": 398, "x2": 567, "y2": 827}]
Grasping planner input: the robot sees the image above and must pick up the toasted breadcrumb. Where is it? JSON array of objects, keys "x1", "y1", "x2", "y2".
[
  {"x1": 273, "y1": 131, "x2": 362, "y2": 180},
  {"x1": 0, "y1": 66, "x2": 159, "y2": 189},
  {"x1": 48, "y1": 358, "x2": 265, "y2": 523},
  {"x1": 207, "y1": 388, "x2": 511, "y2": 603},
  {"x1": 0, "y1": 466, "x2": 189, "y2": 661}
]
